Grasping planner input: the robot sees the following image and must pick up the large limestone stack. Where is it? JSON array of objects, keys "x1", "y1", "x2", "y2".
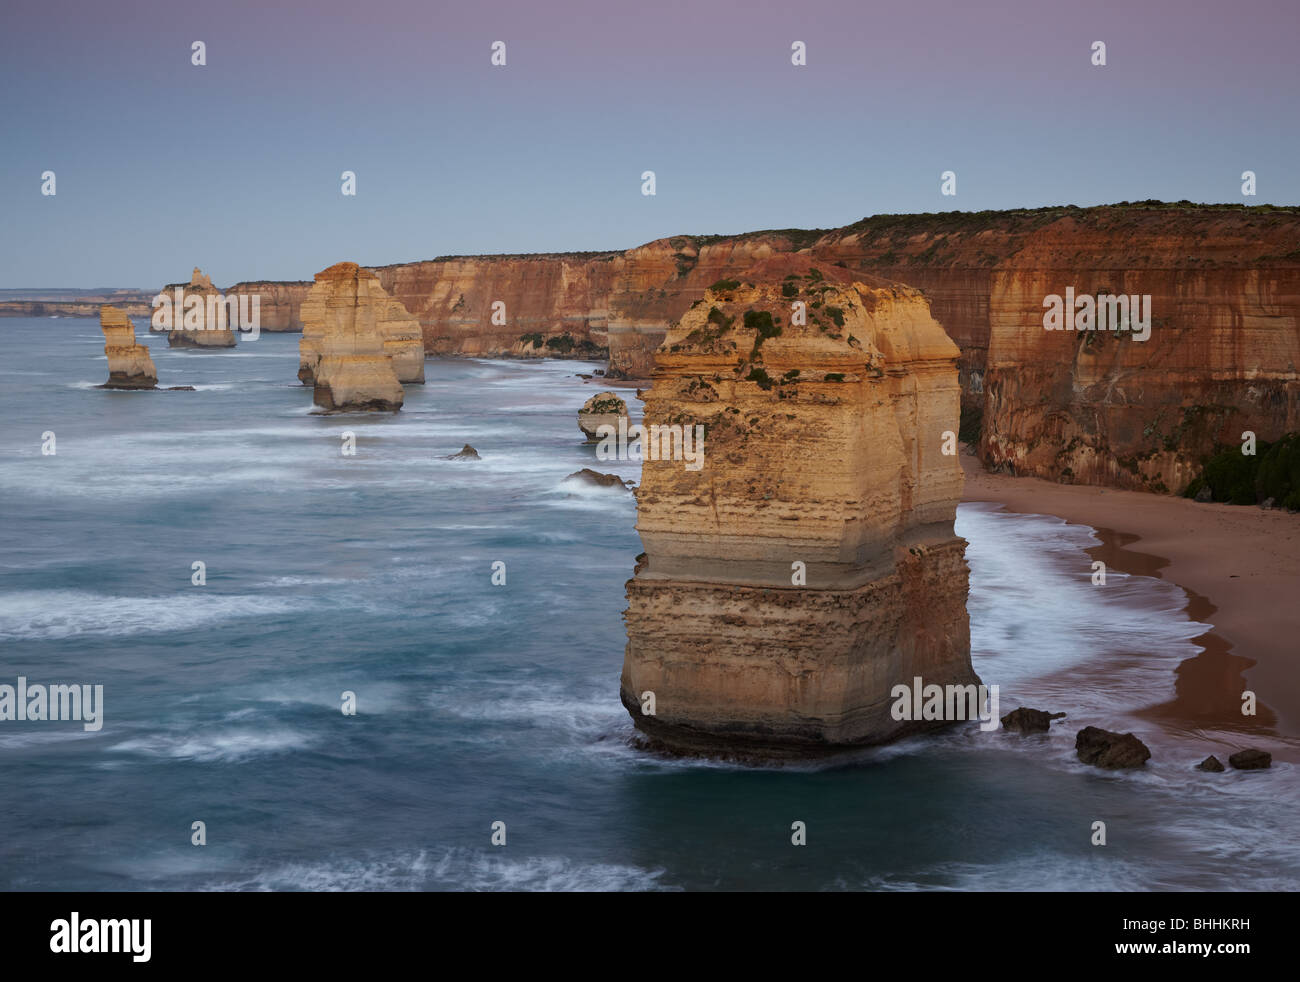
[
  {"x1": 165, "y1": 267, "x2": 238, "y2": 348},
  {"x1": 301, "y1": 262, "x2": 404, "y2": 413},
  {"x1": 299, "y1": 264, "x2": 424, "y2": 385},
  {"x1": 100, "y1": 305, "x2": 157, "y2": 389},
  {"x1": 621, "y1": 256, "x2": 976, "y2": 757}
]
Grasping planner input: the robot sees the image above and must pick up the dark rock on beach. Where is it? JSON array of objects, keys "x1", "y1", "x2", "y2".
[
  {"x1": 1196, "y1": 755, "x2": 1225, "y2": 772},
  {"x1": 1076, "y1": 726, "x2": 1151, "y2": 769},
  {"x1": 1228, "y1": 749, "x2": 1272, "y2": 770},
  {"x1": 1000, "y1": 707, "x2": 1066, "y2": 734}
]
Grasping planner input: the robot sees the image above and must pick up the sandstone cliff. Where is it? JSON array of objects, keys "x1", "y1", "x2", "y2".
[
  {"x1": 99, "y1": 305, "x2": 156, "y2": 389},
  {"x1": 225, "y1": 280, "x2": 311, "y2": 332},
  {"x1": 300, "y1": 264, "x2": 424, "y2": 385},
  {"x1": 206, "y1": 202, "x2": 1298, "y2": 494},
  {"x1": 621, "y1": 256, "x2": 976, "y2": 757},
  {"x1": 302, "y1": 262, "x2": 404, "y2": 413},
  {"x1": 161, "y1": 267, "x2": 238, "y2": 348}
]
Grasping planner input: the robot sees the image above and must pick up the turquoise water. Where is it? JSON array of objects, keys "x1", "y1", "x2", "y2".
[{"x1": 1, "y1": 316, "x2": 1296, "y2": 890}]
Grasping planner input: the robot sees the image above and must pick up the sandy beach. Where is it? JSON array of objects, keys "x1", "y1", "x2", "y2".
[{"x1": 961, "y1": 451, "x2": 1300, "y2": 757}]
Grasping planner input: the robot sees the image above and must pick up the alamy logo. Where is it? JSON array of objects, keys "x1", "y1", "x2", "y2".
[
  {"x1": 50, "y1": 912, "x2": 151, "y2": 962},
  {"x1": 1043, "y1": 287, "x2": 1152, "y2": 341},
  {"x1": 0, "y1": 677, "x2": 103, "y2": 731},
  {"x1": 151, "y1": 288, "x2": 261, "y2": 338},
  {"x1": 595, "y1": 417, "x2": 705, "y2": 471},
  {"x1": 890, "y1": 676, "x2": 1000, "y2": 731}
]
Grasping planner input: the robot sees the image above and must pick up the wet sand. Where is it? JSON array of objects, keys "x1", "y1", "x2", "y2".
[{"x1": 960, "y1": 452, "x2": 1300, "y2": 757}]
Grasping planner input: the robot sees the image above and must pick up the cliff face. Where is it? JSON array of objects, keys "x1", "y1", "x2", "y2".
[
  {"x1": 373, "y1": 206, "x2": 1298, "y2": 493},
  {"x1": 301, "y1": 262, "x2": 405, "y2": 413},
  {"x1": 372, "y1": 253, "x2": 617, "y2": 363},
  {"x1": 225, "y1": 281, "x2": 311, "y2": 332},
  {"x1": 99, "y1": 305, "x2": 156, "y2": 389},
  {"x1": 299, "y1": 263, "x2": 424, "y2": 385},
  {"x1": 971, "y1": 215, "x2": 1300, "y2": 492},
  {"x1": 620, "y1": 256, "x2": 975, "y2": 757}
]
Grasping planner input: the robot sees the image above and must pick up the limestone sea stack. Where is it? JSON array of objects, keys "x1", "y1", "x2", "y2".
[
  {"x1": 621, "y1": 256, "x2": 977, "y2": 757},
  {"x1": 299, "y1": 263, "x2": 424, "y2": 385},
  {"x1": 578, "y1": 391, "x2": 629, "y2": 442},
  {"x1": 99, "y1": 305, "x2": 157, "y2": 389},
  {"x1": 301, "y1": 262, "x2": 404, "y2": 413},
  {"x1": 164, "y1": 267, "x2": 237, "y2": 348}
]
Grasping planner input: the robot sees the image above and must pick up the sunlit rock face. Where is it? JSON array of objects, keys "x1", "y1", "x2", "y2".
[
  {"x1": 164, "y1": 267, "x2": 238, "y2": 349},
  {"x1": 299, "y1": 262, "x2": 404, "y2": 413},
  {"x1": 100, "y1": 305, "x2": 157, "y2": 389},
  {"x1": 299, "y1": 263, "x2": 423, "y2": 386},
  {"x1": 620, "y1": 256, "x2": 977, "y2": 758}
]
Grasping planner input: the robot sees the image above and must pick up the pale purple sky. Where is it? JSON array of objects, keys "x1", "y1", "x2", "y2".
[{"x1": 1, "y1": 0, "x2": 1296, "y2": 287}]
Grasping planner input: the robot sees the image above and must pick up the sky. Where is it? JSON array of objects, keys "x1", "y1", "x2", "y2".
[{"x1": 1, "y1": 0, "x2": 1297, "y2": 288}]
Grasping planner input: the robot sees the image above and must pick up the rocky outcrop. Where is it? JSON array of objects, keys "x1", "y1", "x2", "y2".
[
  {"x1": 163, "y1": 268, "x2": 237, "y2": 348},
  {"x1": 443, "y1": 444, "x2": 481, "y2": 460},
  {"x1": 302, "y1": 263, "x2": 404, "y2": 413},
  {"x1": 299, "y1": 263, "x2": 424, "y2": 385},
  {"x1": 1197, "y1": 755, "x2": 1226, "y2": 772},
  {"x1": 565, "y1": 468, "x2": 630, "y2": 489},
  {"x1": 1000, "y1": 707, "x2": 1067, "y2": 733},
  {"x1": 225, "y1": 280, "x2": 311, "y2": 332},
  {"x1": 620, "y1": 255, "x2": 975, "y2": 757},
  {"x1": 1075, "y1": 726, "x2": 1151, "y2": 769},
  {"x1": 99, "y1": 305, "x2": 156, "y2": 389},
  {"x1": 1228, "y1": 748, "x2": 1272, "y2": 770},
  {"x1": 577, "y1": 391, "x2": 628, "y2": 442}
]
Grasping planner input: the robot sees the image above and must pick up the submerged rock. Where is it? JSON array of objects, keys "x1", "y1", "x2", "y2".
[
  {"x1": 99, "y1": 305, "x2": 157, "y2": 389},
  {"x1": 621, "y1": 256, "x2": 977, "y2": 758},
  {"x1": 1228, "y1": 749, "x2": 1272, "y2": 770},
  {"x1": 1196, "y1": 755, "x2": 1225, "y2": 772},
  {"x1": 1075, "y1": 726, "x2": 1151, "y2": 769},
  {"x1": 578, "y1": 391, "x2": 629, "y2": 443},
  {"x1": 444, "y1": 444, "x2": 481, "y2": 460},
  {"x1": 1000, "y1": 707, "x2": 1066, "y2": 734}
]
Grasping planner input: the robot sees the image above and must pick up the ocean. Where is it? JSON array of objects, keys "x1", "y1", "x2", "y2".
[{"x1": 1, "y1": 316, "x2": 1296, "y2": 891}]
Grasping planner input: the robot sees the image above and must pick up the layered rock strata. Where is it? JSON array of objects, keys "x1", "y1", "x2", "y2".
[
  {"x1": 302, "y1": 263, "x2": 404, "y2": 413},
  {"x1": 99, "y1": 305, "x2": 156, "y2": 389},
  {"x1": 163, "y1": 267, "x2": 238, "y2": 348},
  {"x1": 620, "y1": 256, "x2": 976, "y2": 757},
  {"x1": 299, "y1": 263, "x2": 424, "y2": 385},
  {"x1": 577, "y1": 391, "x2": 629, "y2": 442},
  {"x1": 225, "y1": 280, "x2": 312, "y2": 332},
  {"x1": 220, "y1": 204, "x2": 1298, "y2": 495}
]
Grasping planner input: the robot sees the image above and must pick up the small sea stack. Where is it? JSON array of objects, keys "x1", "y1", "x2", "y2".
[
  {"x1": 621, "y1": 256, "x2": 977, "y2": 758},
  {"x1": 299, "y1": 262, "x2": 424, "y2": 386},
  {"x1": 162, "y1": 267, "x2": 238, "y2": 348},
  {"x1": 577, "y1": 391, "x2": 629, "y2": 443},
  {"x1": 99, "y1": 305, "x2": 157, "y2": 389},
  {"x1": 301, "y1": 263, "x2": 404, "y2": 413}
]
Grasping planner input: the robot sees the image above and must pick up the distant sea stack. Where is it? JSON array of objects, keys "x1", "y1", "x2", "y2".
[
  {"x1": 299, "y1": 263, "x2": 424, "y2": 385},
  {"x1": 620, "y1": 256, "x2": 977, "y2": 757},
  {"x1": 578, "y1": 391, "x2": 628, "y2": 442},
  {"x1": 99, "y1": 305, "x2": 157, "y2": 389},
  {"x1": 162, "y1": 268, "x2": 238, "y2": 348},
  {"x1": 301, "y1": 262, "x2": 405, "y2": 413}
]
